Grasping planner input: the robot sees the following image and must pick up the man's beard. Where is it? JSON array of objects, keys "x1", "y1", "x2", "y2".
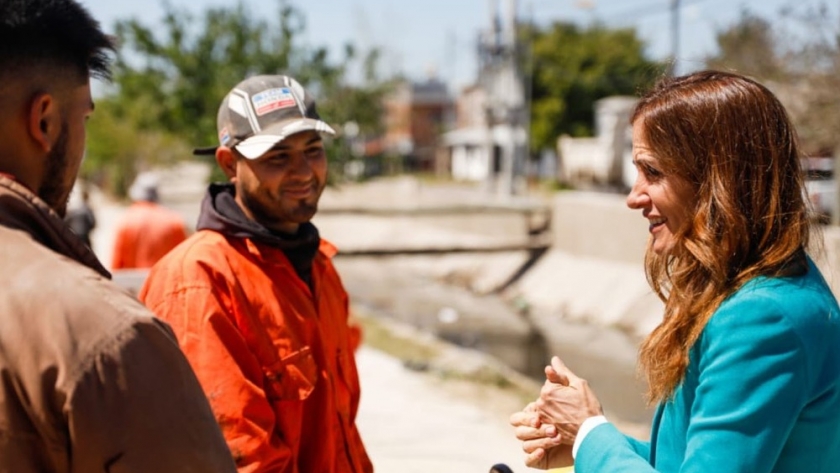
[
  {"x1": 37, "y1": 125, "x2": 72, "y2": 217},
  {"x1": 239, "y1": 184, "x2": 319, "y2": 233}
]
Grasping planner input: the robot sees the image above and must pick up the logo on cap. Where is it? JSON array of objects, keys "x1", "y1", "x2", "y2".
[
  {"x1": 219, "y1": 127, "x2": 231, "y2": 146},
  {"x1": 252, "y1": 88, "x2": 297, "y2": 116}
]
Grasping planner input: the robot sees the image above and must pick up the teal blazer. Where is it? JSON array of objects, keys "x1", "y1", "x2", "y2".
[{"x1": 576, "y1": 258, "x2": 840, "y2": 472}]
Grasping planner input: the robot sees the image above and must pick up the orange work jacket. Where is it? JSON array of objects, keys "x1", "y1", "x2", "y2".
[
  {"x1": 111, "y1": 201, "x2": 187, "y2": 269},
  {"x1": 139, "y1": 230, "x2": 373, "y2": 473}
]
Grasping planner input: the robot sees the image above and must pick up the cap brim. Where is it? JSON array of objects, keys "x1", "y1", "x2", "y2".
[
  {"x1": 193, "y1": 146, "x2": 219, "y2": 156},
  {"x1": 234, "y1": 118, "x2": 336, "y2": 160}
]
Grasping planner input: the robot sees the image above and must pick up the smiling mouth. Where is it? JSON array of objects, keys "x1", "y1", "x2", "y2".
[
  {"x1": 283, "y1": 184, "x2": 315, "y2": 198},
  {"x1": 648, "y1": 217, "x2": 666, "y2": 232}
]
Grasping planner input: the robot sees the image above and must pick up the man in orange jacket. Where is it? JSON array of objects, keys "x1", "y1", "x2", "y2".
[
  {"x1": 139, "y1": 75, "x2": 373, "y2": 473},
  {"x1": 111, "y1": 172, "x2": 188, "y2": 269}
]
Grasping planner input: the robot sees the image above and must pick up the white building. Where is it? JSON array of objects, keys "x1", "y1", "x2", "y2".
[
  {"x1": 440, "y1": 0, "x2": 528, "y2": 194},
  {"x1": 557, "y1": 96, "x2": 638, "y2": 191},
  {"x1": 441, "y1": 83, "x2": 526, "y2": 182}
]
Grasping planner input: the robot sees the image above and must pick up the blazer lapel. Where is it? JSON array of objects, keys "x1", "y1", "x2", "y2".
[{"x1": 648, "y1": 403, "x2": 665, "y2": 467}]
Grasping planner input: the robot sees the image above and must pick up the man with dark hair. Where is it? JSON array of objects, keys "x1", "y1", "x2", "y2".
[
  {"x1": 0, "y1": 1, "x2": 237, "y2": 471},
  {"x1": 140, "y1": 74, "x2": 373, "y2": 472}
]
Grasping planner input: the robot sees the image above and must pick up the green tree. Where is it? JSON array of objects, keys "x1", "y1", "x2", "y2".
[
  {"x1": 84, "y1": 101, "x2": 189, "y2": 197},
  {"x1": 314, "y1": 47, "x2": 394, "y2": 180},
  {"x1": 109, "y1": 0, "x2": 335, "y2": 146},
  {"x1": 86, "y1": 0, "x2": 389, "y2": 193},
  {"x1": 524, "y1": 22, "x2": 665, "y2": 153}
]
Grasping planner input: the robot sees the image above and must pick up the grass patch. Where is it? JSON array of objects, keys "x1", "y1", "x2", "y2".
[
  {"x1": 352, "y1": 306, "x2": 541, "y2": 409},
  {"x1": 353, "y1": 312, "x2": 440, "y2": 364}
]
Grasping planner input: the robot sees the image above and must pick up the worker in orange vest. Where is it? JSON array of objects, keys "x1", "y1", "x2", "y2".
[{"x1": 111, "y1": 172, "x2": 188, "y2": 270}]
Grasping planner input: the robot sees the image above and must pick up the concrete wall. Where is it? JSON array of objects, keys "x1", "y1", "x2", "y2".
[
  {"x1": 513, "y1": 190, "x2": 840, "y2": 341},
  {"x1": 503, "y1": 191, "x2": 662, "y2": 347},
  {"x1": 315, "y1": 210, "x2": 532, "y2": 252},
  {"x1": 551, "y1": 191, "x2": 649, "y2": 265}
]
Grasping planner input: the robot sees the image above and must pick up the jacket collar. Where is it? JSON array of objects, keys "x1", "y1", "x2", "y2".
[
  {"x1": 196, "y1": 183, "x2": 322, "y2": 285},
  {"x1": 0, "y1": 176, "x2": 110, "y2": 278}
]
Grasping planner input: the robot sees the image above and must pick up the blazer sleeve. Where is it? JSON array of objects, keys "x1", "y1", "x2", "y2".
[
  {"x1": 575, "y1": 292, "x2": 810, "y2": 473},
  {"x1": 141, "y1": 266, "x2": 295, "y2": 473},
  {"x1": 576, "y1": 423, "x2": 656, "y2": 471},
  {"x1": 625, "y1": 435, "x2": 652, "y2": 460}
]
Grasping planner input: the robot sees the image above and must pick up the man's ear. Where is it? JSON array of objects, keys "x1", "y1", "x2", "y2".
[
  {"x1": 27, "y1": 92, "x2": 60, "y2": 152},
  {"x1": 215, "y1": 146, "x2": 239, "y2": 182}
]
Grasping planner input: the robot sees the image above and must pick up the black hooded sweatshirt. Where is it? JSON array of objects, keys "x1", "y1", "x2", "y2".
[{"x1": 196, "y1": 183, "x2": 320, "y2": 286}]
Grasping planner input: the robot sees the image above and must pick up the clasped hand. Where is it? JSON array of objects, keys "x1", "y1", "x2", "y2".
[{"x1": 509, "y1": 356, "x2": 604, "y2": 469}]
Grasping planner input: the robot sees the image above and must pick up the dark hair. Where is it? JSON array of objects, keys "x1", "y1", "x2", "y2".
[
  {"x1": 633, "y1": 70, "x2": 810, "y2": 403},
  {"x1": 0, "y1": 0, "x2": 115, "y2": 81}
]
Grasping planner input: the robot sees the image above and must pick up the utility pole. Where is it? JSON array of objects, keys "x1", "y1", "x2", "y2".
[
  {"x1": 478, "y1": 0, "x2": 527, "y2": 196},
  {"x1": 480, "y1": 0, "x2": 500, "y2": 194},
  {"x1": 670, "y1": 0, "x2": 681, "y2": 76}
]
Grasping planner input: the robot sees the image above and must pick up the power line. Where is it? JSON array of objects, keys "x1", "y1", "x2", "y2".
[
  {"x1": 530, "y1": 0, "x2": 741, "y2": 23},
  {"x1": 597, "y1": 0, "x2": 715, "y2": 23},
  {"x1": 530, "y1": 0, "x2": 672, "y2": 19}
]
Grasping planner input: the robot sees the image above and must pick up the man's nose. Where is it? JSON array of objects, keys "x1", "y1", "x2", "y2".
[{"x1": 289, "y1": 154, "x2": 314, "y2": 177}]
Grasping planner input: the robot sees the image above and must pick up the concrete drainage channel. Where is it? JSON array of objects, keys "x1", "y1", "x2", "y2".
[{"x1": 335, "y1": 256, "x2": 654, "y2": 436}]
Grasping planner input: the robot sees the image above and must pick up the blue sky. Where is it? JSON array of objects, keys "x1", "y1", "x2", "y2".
[{"x1": 79, "y1": 0, "x2": 836, "y2": 92}]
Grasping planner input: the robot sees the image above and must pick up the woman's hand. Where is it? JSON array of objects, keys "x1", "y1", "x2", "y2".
[
  {"x1": 510, "y1": 403, "x2": 573, "y2": 469},
  {"x1": 535, "y1": 357, "x2": 604, "y2": 445}
]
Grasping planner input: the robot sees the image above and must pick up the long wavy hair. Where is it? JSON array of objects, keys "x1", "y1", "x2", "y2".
[{"x1": 633, "y1": 70, "x2": 811, "y2": 404}]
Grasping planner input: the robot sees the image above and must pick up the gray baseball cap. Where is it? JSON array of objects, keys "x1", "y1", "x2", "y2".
[{"x1": 193, "y1": 74, "x2": 336, "y2": 159}]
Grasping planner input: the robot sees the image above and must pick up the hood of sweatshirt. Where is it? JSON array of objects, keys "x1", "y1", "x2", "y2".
[{"x1": 196, "y1": 183, "x2": 320, "y2": 284}]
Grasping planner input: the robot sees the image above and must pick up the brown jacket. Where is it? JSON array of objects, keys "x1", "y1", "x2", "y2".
[{"x1": 0, "y1": 176, "x2": 236, "y2": 473}]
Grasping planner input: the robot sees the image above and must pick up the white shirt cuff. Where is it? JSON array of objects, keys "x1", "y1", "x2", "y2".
[{"x1": 572, "y1": 415, "x2": 609, "y2": 458}]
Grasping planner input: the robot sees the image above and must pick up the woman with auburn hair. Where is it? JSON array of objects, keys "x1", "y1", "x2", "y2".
[{"x1": 509, "y1": 70, "x2": 840, "y2": 472}]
